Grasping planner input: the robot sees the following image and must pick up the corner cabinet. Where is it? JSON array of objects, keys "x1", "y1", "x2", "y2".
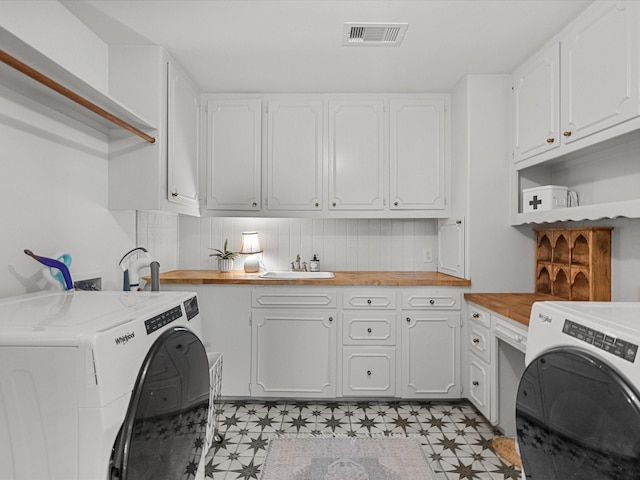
[
  {"x1": 108, "y1": 46, "x2": 200, "y2": 216},
  {"x1": 201, "y1": 93, "x2": 450, "y2": 218},
  {"x1": 206, "y1": 99, "x2": 262, "y2": 211},
  {"x1": 511, "y1": 1, "x2": 640, "y2": 224}
]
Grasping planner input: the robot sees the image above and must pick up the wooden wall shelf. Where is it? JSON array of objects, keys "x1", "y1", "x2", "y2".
[
  {"x1": 0, "y1": 26, "x2": 156, "y2": 140},
  {"x1": 534, "y1": 227, "x2": 612, "y2": 301}
]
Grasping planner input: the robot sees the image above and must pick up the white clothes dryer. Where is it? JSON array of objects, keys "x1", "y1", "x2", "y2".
[
  {"x1": 516, "y1": 301, "x2": 640, "y2": 479},
  {"x1": 0, "y1": 290, "x2": 210, "y2": 480}
]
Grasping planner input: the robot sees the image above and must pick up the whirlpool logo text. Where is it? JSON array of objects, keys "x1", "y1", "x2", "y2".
[{"x1": 114, "y1": 332, "x2": 135, "y2": 345}]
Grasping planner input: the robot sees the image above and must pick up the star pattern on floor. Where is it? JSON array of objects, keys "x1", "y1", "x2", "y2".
[{"x1": 200, "y1": 400, "x2": 521, "y2": 479}]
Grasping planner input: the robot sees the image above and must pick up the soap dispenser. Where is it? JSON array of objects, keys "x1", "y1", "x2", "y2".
[{"x1": 309, "y1": 254, "x2": 320, "y2": 272}]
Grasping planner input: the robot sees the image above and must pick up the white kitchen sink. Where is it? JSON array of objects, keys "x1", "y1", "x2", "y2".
[{"x1": 258, "y1": 271, "x2": 335, "y2": 279}]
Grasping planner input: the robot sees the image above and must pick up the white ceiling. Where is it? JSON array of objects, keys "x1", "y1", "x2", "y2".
[{"x1": 63, "y1": 0, "x2": 592, "y2": 93}]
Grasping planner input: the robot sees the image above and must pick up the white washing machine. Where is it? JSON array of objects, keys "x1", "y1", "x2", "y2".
[
  {"x1": 0, "y1": 290, "x2": 210, "y2": 480},
  {"x1": 516, "y1": 301, "x2": 640, "y2": 479}
]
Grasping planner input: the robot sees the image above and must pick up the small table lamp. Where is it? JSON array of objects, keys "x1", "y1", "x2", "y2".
[{"x1": 240, "y1": 231, "x2": 263, "y2": 273}]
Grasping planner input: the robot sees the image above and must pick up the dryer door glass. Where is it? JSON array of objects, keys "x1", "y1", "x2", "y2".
[
  {"x1": 516, "y1": 348, "x2": 640, "y2": 479},
  {"x1": 110, "y1": 327, "x2": 210, "y2": 480}
]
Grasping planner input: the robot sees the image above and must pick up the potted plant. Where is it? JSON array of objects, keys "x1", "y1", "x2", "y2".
[{"x1": 209, "y1": 239, "x2": 238, "y2": 272}]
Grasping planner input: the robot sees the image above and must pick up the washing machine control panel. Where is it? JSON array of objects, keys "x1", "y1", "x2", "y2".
[
  {"x1": 563, "y1": 319, "x2": 638, "y2": 363},
  {"x1": 144, "y1": 305, "x2": 183, "y2": 334}
]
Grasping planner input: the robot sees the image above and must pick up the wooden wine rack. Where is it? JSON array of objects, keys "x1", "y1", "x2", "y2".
[{"x1": 535, "y1": 227, "x2": 613, "y2": 301}]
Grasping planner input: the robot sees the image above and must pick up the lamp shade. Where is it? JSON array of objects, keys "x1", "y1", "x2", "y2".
[{"x1": 240, "y1": 231, "x2": 262, "y2": 254}]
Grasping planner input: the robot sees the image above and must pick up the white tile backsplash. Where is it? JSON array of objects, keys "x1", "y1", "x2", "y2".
[
  {"x1": 178, "y1": 217, "x2": 438, "y2": 272},
  {"x1": 136, "y1": 211, "x2": 179, "y2": 272}
]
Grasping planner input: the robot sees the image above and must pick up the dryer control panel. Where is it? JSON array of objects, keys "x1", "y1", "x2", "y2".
[
  {"x1": 563, "y1": 319, "x2": 638, "y2": 363},
  {"x1": 144, "y1": 305, "x2": 183, "y2": 334}
]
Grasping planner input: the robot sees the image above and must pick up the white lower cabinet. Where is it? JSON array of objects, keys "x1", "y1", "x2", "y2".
[
  {"x1": 400, "y1": 290, "x2": 461, "y2": 399},
  {"x1": 468, "y1": 354, "x2": 491, "y2": 420},
  {"x1": 341, "y1": 289, "x2": 398, "y2": 397},
  {"x1": 401, "y1": 311, "x2": 461, "y2": 398},
  {"x1": 467, "y1": 303, "x2": 494, "y2": 420},
  {"x1": 251, "y1": 287, "x2": 338, "y2": 398},
  {"x1": 251, "y1": 309, "x2": 337, "y2": 398},
  {"x1": 188, "y1": 285, "x2": 466, "y2": 400}
]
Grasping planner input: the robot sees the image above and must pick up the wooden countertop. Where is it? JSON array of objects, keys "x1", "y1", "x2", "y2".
[
  {"x1": 157, "y1": 270, "x2": 471, "y2": 287},
  {"x1": 464, "y1": 292, "x2": 562, "y2": 326}
]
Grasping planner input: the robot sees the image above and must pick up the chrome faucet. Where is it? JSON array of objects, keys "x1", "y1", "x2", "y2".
[{"x1": 291, "y1": 254, "x2": 308, "y2": 272}]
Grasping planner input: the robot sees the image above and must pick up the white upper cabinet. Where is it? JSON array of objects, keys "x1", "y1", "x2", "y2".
[
  {"x1": 390, "y1": 99, "x2": 447, "y2": 210},
  {"x1": 512, "y1": 43, "x2": 560, "y2": 163},
  {"x1": 108, "y1": 46, "x2": 200, "y2": 216},
  {"x1": 513, "y1": 1, "x2": 640, "y2": 165},
  {"x1": 561, "y1": 1, "x2": 639, "y2": 143},
  {"x1": 511, "y1": 1, "x2": 640, "y2": 224},
  {"x1": 202, "y1": 93, "x2": 450, "y2": 217},
  {"x1": 328, "y1": 100, "x2": 385, "y2": 211},
  {"x1": 266, "y1": 100, "x2": 323, "y2": 211},
  {"x1": 167, "y1": 61, "x2": 199, "y2": 210},
  {"x1": 206, "y1": 99, "x2": 262, "y2": 211}
]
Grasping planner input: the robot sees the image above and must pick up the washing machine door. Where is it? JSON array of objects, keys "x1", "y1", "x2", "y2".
[
  {"x1": 516, "y1": 347, "x2": 640, "y2": 479},
  {"x1": 110, "y1": 326, "x2": 210, "y2": 480}
]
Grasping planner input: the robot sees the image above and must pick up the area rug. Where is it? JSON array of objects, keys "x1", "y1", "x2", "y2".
[
  {"x1": 259, "y1": 436, "x2": 438, "y2": 480},
  {"x1": 491, "y1": 436, "x2": 522, "y2": 470}
]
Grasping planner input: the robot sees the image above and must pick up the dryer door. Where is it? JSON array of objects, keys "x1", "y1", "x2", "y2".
[
  {"x1": 110, "y1": 327, "x2": 210, "y2": 480},
  {"x1": 516, "y1": 348, "x2": 640, "y2": 479}
]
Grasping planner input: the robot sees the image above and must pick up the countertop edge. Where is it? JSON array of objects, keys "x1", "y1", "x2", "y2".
[
  {"x1": 464, "y1": 292, "x2": 562, "y2": 326},
  {"x1": 156, "y1": 270, "x2": 472, "y2": 287}
]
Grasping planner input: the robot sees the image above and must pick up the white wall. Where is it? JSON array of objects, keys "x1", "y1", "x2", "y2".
[
  {"x1": 0, "y1": 3, "x2": 137, "y2": 298},
  {"x1": 178, "y1": 216, "x2": 438, "y2": 272},
  {"x1": 453, "y1": 75, "x2": 535, "y2": 293},
  {"x1": 0, "y1": 1, "x2": 109, "y2": 93}
]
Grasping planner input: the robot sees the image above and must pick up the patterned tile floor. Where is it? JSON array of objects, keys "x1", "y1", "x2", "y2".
[{"x1": 201, "y1": 400, "x2": 522, "y2": 480}]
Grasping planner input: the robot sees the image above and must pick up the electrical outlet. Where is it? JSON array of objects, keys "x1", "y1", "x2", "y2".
[
  {"x1": 74, "y1": 277, "x2": 102, "y2": 291},
  {"x1": 423, "y1": 248, "x2": 433, "y2": 263}
]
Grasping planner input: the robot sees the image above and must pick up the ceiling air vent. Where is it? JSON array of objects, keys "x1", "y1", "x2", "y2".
[{"x1": 343, "y1": 22, "x2": 408, "y2": 47}]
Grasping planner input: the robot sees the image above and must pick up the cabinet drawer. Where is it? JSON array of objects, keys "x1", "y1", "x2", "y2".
[
  {"x1": 343, "y1": 312, "x2": 396, "y2": 345},
  {"x1": 401, "y1": 291, "x2": 460, "y2": 310},
  {"x1": 493, "y1": 315, "x2": 528, "y2": 353},
  {"x1": 343, "y1": 290, "x2": 396, "y2": 309},
  {"x1": 468, "y1": 304, "x2": 491, "y2": 329},
  {"x1": 252, "y1": 288, "x2": 337, "y2": 308},
  {"x1": 342, "y1": 347, "x2": 396, "y2": 396},
  {"x1": 468, "y1": 322, "x2": 491, "y2": 364}
]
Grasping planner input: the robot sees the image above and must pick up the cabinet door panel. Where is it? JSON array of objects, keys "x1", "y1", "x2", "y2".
[
  {"x1": 342, "y1": 347, "x2": 396, "y2": 396},
  {"x1": 251, "y1": 310, "x2": 336, "y2": 397},
  {"x1": 267, "y1": 101, "x2": 323, "y2": 210},
  {"x1": 512, "y1": 42, "x2": 560, "y2": 162},
  {"x1": 469, "y1": 355, "x2": 491, "y2": 419},
  {"x1": 167, "y1": 61, "x2": 199, "y2": 209},
  {"x1": 437, "y1": 218, "x2": 465, "y2": 278},
  {"x1": 390, "y1": 99, "x2": 446, "y2": 209},
  {"x1": 561, "y1": 2, "x2": 640, "y2": 142},
  {"x1": 207, "y1": 99, "x2": 261, "y2": 210},
  {"x1": 401, "y1": 312, "x2": 460, "y2": 398},
  {"x1": 328, "y1": 100, "x2": 384, "y2": 210}
]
